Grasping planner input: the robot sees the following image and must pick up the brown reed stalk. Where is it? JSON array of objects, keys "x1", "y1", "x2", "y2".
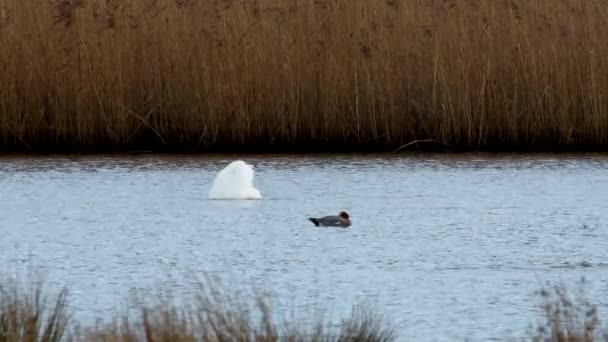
[
  {"x1": 71, "y1": 277, "x2": 396, "y2": 342},
  {"x1": 530, "y1": 280, "x2": 608, "y2": 342},
  {"x1": 0, "y1": 275, "x2": 70, "y2": 342},
  {"x1": 1, "y1": 0, "x2": 608, "y2": 152}
]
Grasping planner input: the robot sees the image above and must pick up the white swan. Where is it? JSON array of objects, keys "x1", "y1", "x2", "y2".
[{"x1": 208, "y1": 160, "x2": 262, "y2": 200}]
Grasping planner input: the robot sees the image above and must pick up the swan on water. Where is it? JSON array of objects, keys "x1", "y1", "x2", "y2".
[{"x1": 208, "y1": 160, "x2": 262, "y2": 200}]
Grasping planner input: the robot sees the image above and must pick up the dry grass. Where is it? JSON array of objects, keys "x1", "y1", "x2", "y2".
[
  {"x1": 0, "y1": 274, "x2": 396, "y2": 342},
  {"x1": 76, "y1": 281, "x2": 397, "y2": 342},
  {"x1": 1, "y1": 0, "x2": 607, "y2": 152},
  {"x1": 78, "y1": 300, "x2": 395, "y2": 342},
  {"x1": 530, "y1": 281, "x2": 608, "y2": 342},
  {"x1": 3, "y1": 273, "x2": 608, "y2": 341},
  {"x1": 0, "y1": 275, "x2": 70, "y2": 342}
]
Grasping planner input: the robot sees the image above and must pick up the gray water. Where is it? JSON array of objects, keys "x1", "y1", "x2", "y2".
[{"x1": 1, "y1": 153, "x2": 608, "y2": 341}]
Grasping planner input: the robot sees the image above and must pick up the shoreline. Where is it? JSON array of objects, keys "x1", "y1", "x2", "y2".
[{"x1": 2, "y1": 142, "x2": 608, "y2": 156}]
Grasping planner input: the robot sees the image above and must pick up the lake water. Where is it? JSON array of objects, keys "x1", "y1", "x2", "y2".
[{"x1": 1, "y1": 153, "x2": 608, "y2": 341}]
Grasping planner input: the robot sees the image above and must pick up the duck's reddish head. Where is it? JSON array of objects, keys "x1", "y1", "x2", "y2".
[{"x1": 339, "y1": 211, "x2": 350, "y2": 220}]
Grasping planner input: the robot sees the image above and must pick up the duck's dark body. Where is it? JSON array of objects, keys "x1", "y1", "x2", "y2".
[{"x1": 308, "y1": 211, "x2": 351, "y2": 227}]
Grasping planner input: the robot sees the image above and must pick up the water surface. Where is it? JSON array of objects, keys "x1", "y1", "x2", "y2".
[{"x1": 1, "y1": 153, "x2": 608, "y2": 341}]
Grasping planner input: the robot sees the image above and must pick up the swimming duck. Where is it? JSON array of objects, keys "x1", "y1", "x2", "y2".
[{"x1": 308, "y1": 211, "x2": 351, "y2": 228}]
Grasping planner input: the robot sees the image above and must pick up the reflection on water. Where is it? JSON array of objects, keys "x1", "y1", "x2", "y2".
[{"x1": 1, "y1": 153, "x2": 608, "y2": 341}]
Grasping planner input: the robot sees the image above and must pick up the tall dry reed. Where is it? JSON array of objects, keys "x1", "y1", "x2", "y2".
[
  {"x1": 530, "y1": 281, "x2": 608, "y2": 342},
  {"x1": 1, "y1": 0, "x2": 608, "y2": 152},
  {"x1": 2, "y1": 272, "x2": 608, "y2": 341},
  {"x1": 0, "y1": 275, "x2": 70, "y2": 342},
  {"x1": 0, "y1": 273, "x2": 396, "y2": 342}
]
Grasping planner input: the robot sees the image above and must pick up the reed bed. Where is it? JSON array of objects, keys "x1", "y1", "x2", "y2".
[
  {"x1": 1, "y1": 0, "x2": 608, "y2": 152},
  {"x1": 530, "y1": 282, "x2": 608, "y2": 342},
  {"x1": 0, "y1": 277, "x2": 69, "y2": 342},
  {"x1": 0, "y1": 274, "x2": 396, "y2": 342},
  {"x1": 1, "y1": 273, "x2": 608, "y2": 341}
]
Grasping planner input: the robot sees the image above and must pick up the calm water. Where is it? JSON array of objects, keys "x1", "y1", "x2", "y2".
[{"x1": 1, "y1": 153, "x2": 608, "y2": 341}]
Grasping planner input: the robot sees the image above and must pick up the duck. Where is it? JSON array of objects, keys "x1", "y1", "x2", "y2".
[{"x1": 308, "y1": 211, "x2": 351, "y2": 228}]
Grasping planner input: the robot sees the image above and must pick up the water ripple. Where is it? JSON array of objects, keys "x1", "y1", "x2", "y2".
[{"x1": 1, "y1": 153, "x2": 608, "y2": 341}]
